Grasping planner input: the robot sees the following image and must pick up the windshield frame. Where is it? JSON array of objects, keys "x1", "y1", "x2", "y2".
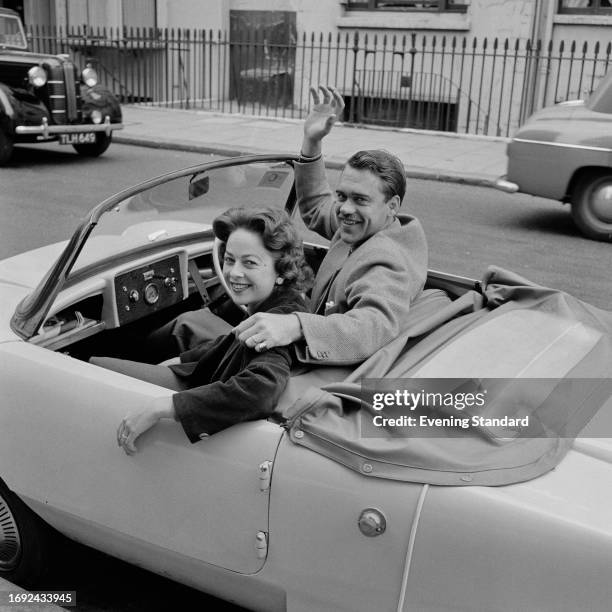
[
  {"x1": 11, "y1": 153, "x2": 299, "y2": 340},
  {"x1": 0, "y1": 11, "x2": 28, "y2": 50}
]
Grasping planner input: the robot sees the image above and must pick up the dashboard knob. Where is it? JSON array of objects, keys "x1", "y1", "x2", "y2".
[{"x1": 128, "y1": 290, "x2": 140, "y2": 302}]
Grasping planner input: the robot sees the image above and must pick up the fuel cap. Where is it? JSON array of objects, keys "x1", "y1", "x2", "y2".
[{"x1": 358, "y1": 508, "x2": 387, "y2": 537}]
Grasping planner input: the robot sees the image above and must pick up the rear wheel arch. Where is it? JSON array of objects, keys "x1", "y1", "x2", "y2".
[
  {"x1": 569, "y1": 167, "x2": 612, "y2": 242},
  {"x1": 566, "y1": 166, "x2": 610, "y2": 202}
]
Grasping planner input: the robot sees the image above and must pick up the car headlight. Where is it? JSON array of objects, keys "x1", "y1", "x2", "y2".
[
  {"x1": 90, "y1": 109, "x2": 103, "y2": 124},
  {"x1": 28, "y1": 66, "x2": 47, "y2": 88},
  {"x1": 81, "y1": 66, "x2": 98, "y2": 87}
]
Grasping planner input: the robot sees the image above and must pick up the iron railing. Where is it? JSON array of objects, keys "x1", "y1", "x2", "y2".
[{"x1": 28, "y1": 25, "x2": 612, "y2": 137}]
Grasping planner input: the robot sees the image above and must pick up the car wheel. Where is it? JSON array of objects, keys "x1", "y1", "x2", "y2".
[
  {"x1": 0, "y1": 479, "x2": 50, "y2": 587},
  {"x1": 0, "y1": 129, "x2": 14, "y2": 165},
  {"x1": 73, "y1": 133, "x2": 112, "y2": 157},
  {"x1": 571, "y1": 171, "x2": 612, "y2": 242}
]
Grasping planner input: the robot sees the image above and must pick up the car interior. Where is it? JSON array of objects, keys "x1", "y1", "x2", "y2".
[{"x1": 22, "y1": 158, "x2": 485, "y2": 391}]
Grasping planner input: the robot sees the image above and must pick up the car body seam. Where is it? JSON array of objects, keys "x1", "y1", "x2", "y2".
[{"x1": 396, "y1": 483, "x2": 429, "y2": 612}]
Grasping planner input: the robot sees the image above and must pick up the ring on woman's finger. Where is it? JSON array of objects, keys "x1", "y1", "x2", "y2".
[{"x1": 257, "y1": 341, "x2": 267, "y2": 351}]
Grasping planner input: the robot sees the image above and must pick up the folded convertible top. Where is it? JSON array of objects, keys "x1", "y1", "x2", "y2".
[{"x1": 283, "y1": 267, "x2": 612, "y2": 486}]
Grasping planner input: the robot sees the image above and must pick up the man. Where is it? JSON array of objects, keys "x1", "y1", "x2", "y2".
[{"x1": 232, "y1": 85, "x2": 428, "y2": 365}]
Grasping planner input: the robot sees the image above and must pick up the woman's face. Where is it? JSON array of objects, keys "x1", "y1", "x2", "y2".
[{"x1": 223, "y1": 228, "x2": 278, "y2": 312}]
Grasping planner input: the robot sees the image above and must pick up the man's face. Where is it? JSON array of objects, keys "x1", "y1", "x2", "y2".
[{"x1": 334, "y1": 165, "x2": 399, "y2": 245}]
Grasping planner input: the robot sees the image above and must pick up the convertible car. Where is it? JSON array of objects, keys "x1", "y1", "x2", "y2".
[{"x1": 1, "y1": 155, "x2": 612, "y2": 612}]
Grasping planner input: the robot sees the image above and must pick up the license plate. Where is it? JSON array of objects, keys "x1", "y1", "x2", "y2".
[{"x1": 59, "y1": 132, "x2": 96, "y2": 145}]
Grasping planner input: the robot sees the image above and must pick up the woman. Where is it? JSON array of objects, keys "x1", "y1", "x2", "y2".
[{"x1": 92, "y1": 207, "x2": 311, "y2": 454}]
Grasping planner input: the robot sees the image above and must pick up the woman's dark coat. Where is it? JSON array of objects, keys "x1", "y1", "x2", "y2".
[{"x1": 170, "y1": 288, "x2": 306, "y2": 441}]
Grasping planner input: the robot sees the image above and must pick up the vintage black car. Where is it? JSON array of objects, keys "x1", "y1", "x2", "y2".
[{"x1": 0, "y1": 8, "x2": 122, "y2": 165}]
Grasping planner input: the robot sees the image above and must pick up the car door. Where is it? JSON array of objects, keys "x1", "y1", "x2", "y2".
[{"x1": 0, "y1": 340, "x2": 281, "y2": 574}]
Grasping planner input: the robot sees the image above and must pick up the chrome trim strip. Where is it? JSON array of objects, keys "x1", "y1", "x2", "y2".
[
  {"x1": 397, "y1": 484, "x2": 429, "y2": 612},
  {"x1": 16, "y1": 121, "x2": 124, "y2": 136},
  {"x1": 513, "y1": 138, "x2": 612, "y2": 153}
]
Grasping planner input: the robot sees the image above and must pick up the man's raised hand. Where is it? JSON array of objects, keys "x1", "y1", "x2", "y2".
[{"x1": 302, "y1": 85, "x2": 345, "y2": 155}]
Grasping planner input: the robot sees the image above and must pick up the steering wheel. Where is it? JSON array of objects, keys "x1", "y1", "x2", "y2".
[{"x1": 212, "y1": 237, "x2": 247, "y2": 312}]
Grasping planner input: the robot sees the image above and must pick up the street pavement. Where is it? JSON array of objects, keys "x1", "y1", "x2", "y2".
[{"x1": 116, "y1": 104, "x2": 510, "y2": 188}]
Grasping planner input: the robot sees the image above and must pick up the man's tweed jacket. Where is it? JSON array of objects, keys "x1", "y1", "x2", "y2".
[{"x1": 293, "y1": 157, "x2": 428, "y2": 365}]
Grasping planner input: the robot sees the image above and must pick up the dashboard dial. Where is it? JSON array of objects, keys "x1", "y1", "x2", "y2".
[{"x1": 143, "y1": 282, "x2": 160, "y2": 305}]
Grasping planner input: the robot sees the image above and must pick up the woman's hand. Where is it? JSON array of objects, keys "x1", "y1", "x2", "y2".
[
  {"x1": 117, "y1": 396, "x2": 175, "y2": 455},
  {"x1": 302, "y1": 85, "x2": 345, "y2": 156}
]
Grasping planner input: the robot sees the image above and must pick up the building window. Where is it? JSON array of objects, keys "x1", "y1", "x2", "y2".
[
  {"x1": 558, "y1": 0, "x2": 612, "y2": 14},
  {"x1": 65, "y1": 0, "x2": 157, "y2": 30},
  {"x1": 345, "y1": 1, "x2": 469, "y2": 12},
  {"x1": 123, "y1": 0, "x2": 157, "y2": 29}
]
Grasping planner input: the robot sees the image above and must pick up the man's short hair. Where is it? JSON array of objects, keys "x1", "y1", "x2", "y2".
[{"x1": 346, "y1": 149, "x2": 406, "y2": 202}]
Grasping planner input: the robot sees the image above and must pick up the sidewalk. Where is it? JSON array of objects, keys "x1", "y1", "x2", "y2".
[{"x1": 116, "y1": 105, "x2": 509, "y2": 188}]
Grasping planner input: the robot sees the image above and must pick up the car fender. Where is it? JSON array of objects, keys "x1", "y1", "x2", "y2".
[
  {"x1": 0, "y1": 83, "x2": 18, "y2": 134},
  {"x1": 405, "y1": 447, "x2": 612, "y2": 611},
  {"x1": 0, "y1": 83, "x2": 49, "y2": 137},
  {"x1": 80, "y1": 84, "x2": 122, "y2": 124}
]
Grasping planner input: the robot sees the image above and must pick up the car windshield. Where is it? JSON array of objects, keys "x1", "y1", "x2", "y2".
[
  {"x1": 69, "y1": 157, "x2": 328, "y2": 281},
  {"x1": 12, "y1": 155, "x2": 328, "y2": 340},
  {"x1": 0, "y1": 13, "x2": 27, "y2": 49},
  {"x1": 70, "y1": 159, "x2": 300, "y2": 279}
]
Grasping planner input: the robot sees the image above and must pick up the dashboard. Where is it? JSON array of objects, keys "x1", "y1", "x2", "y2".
[
  {"x1": 31, "y1": 247, "x2": 218, "y2": 352},
  {"x1": 30, "y1": 241, "x2": 331, "y2": 353},
  {"x1": 113, "y1": 254, "x2": 183, "y2": 326}
]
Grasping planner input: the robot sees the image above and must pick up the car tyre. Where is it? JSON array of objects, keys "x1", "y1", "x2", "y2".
[
  {"x1": 571, "y1": 171, "x2": 612, "y2": 242},
  {"x1": 73, "y1": 132, "x2": 112, "y2": 157},
  {"x1": 0, "y1": 129, "x2": 14, "y2": 165},
  {"x1": 0, "y1": 478, "x2": 50, "y2": 587}
]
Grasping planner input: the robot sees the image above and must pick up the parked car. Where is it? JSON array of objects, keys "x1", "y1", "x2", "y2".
[
  {"x1": 0, "y1": 8, "x2": 122, "y2": 165},
  {"x1": 1, "y1": 154, "x2": 612, "y2": 612},
  {"x1": 498, "y1": 69, "x2": 612, "y2": 242}
]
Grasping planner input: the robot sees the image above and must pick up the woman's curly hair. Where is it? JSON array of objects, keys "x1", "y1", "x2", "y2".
[{"x1": 213, "y1": 207, "x2": 313, "y2": 292}]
